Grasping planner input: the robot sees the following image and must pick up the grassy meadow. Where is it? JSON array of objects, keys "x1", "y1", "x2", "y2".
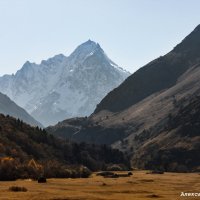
[{"x1": 0, "y1": 171, "x2": 199, "y2": 200}]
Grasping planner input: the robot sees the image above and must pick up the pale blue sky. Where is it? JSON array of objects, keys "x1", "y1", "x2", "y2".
[{"x1": 0, "y1": 0, "x2": 200, "y2": 75}]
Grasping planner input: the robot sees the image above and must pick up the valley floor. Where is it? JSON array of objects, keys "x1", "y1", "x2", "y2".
[{"x1": 0, "y1": 171, "x2": 199, "y2": 200}]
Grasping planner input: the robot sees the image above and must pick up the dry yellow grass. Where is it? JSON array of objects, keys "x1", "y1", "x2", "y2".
[{"x1": 0, "y1": 171, "x2": 199, "y2": 200}]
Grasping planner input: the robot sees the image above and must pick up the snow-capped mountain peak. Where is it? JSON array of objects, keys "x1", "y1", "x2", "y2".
[
  {"x1": 0, "y1": 41, "x2": 130, "y2": 126},
  {"x1": 68, "y1": 40, "x2": 103, "y2": 66}
]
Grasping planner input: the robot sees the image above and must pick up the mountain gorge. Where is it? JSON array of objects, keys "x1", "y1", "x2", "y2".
[
  {"x1": 48, "y1": 25, "x2": 200, "y2": 172},
  {"x1": 0, "y1": 40, "x2": 130, "y2": 126}
]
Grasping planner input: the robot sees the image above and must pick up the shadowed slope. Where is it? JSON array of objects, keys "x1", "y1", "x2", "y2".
[{"x1": 94, "y1": 25, "x2": 200, "y2": 113}]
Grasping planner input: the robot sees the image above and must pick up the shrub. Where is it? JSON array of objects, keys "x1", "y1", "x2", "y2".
[
  {"x1": 96, "y1": 171, "x2": 116, "y2": 178},
  {"x1": 128, "y1": 172, "x2": 133, "y2": 176},
  {"x1": 151, "y1": 170, "x2": 164, "y2": 174},
  {"x1": 9, "y1": 186, "x2": 27, "y2": 192},
  {"x1": 80, "y1": 166, "x2": 91, "y2": 178},
  {"x1": 38, "y1": 176, "x2": 47, "y2": 183},
  {"x1": 96, "y1": 171, "x2": 115, "y2": 176}
]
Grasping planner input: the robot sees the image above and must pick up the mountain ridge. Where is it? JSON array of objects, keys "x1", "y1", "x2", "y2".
[
  {"x1": 94, "y1": 24, "x2": 200, "y2": 113},
  {"x1": 0, "y1": 40, "x2": 130, "y2": 126}
]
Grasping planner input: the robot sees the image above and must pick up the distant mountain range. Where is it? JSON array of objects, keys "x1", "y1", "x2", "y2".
[
  {"x1": 0, "y1": 92, "x2": 42, "y2": 127},
  {"x1": 0, "y1": 40, "x2": 130, "y2": 126},
  {"x1": 47, "y1": 25, "x2": 200, "y2": 172}
]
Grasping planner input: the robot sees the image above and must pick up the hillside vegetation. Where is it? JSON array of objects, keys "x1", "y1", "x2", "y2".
[{"x1": 0, "y1": 114, "x2": 130, "y2": 180}]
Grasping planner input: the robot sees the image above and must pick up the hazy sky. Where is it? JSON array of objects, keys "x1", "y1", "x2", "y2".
[{"x1": 0, "y1": 0, "x2": 200, "y2": 76}]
